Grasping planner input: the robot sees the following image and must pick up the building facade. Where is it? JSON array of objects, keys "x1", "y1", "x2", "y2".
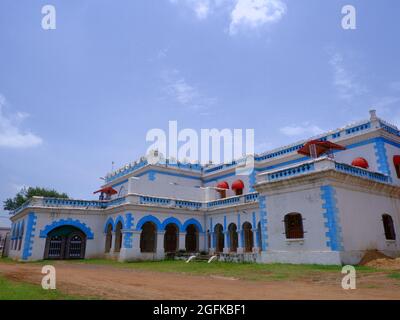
[{"x1": 8, "y1": 110, "x2": 400, "y2": 265}]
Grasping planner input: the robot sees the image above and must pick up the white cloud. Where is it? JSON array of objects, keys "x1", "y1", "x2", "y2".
[
  {"x1": 229, "y1": 0, "x2": 287, "y2": 35},
  {"x1": 162, "y1": 69, "x2": 216, "y2": 110},
  {"x1": 0, "y1": 94, "x2": 43, "y2": 148},
  {"x1": 169, "y1": 0, "x2": 213, "y2": 20},
  {"x1": 280, "y1": 123, "x2": 324, "y2": 137},
  {"x1": 169, "y1": 0, "x2": 287, "y2": 34},
  {"x1": 329, "y1": 52, "x2": 367, "y2": 101}
]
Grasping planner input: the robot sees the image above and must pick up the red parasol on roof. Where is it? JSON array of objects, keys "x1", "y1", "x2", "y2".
[
  {"x1": 93, "y1": 186, "x2": 118, "y2": 195},
  {"x1": 297, "y1": 140, "x2": 346, "y2": 158}
]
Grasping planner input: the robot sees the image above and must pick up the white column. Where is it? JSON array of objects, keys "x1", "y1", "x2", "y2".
[
  {"x1": 156, "y1": 231, "x2": 165, "y2": 259},
  {"x1": 178, "y1": 232, "x2": 186, "y2": 251},
  {"x1": 209, "y1": 232, "x2": 215, "y2": 254},
  {"x1": 119, "y1": 230, "x2": 141, "y2": 262},
  {"x1": 223, "y1": 231, "x2": 230, "y2": 254},
  {"x1": 237, "y1": 229, "x2": 244, "y2": 254},
  {"x1": 110, "y1": 232, "x2": 116, "y2": 254},
  {"x1": 252, "y1": 228, "x2": 260, "y2": 253},
  {"x1": 198, "y1": 232, "x2": 205, "y2": 252}
]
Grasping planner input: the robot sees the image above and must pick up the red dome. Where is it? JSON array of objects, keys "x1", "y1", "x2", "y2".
[
  {"x1": 216, "y1": 181, "x2": 229, "y2": 190},
  {"x1": 351, "y1": 157, "x2": 369, "y2": 169},
  {"x1": 232, "y1": 179, "x2": 245, "y2": 190}
]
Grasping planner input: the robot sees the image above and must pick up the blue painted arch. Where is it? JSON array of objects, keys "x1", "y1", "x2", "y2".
[
  {"x1": 183, "y1": 218, "x2": 204, "y2": 233},
  {"x1": 114, "y1": 215, "x2": 125, "y2": 229},
  {"x1": 104, "y1": 217, "x2": 114, "y2": 233},
  {"x1": 135, "y1": 215, "x2": 162, "y2": 231},
  {"x1": 161, "y1": 217, "x2": 184, "y2": 232},
  {"x1": 40, "y1": 219, "x2": 94, "y2": 239}
]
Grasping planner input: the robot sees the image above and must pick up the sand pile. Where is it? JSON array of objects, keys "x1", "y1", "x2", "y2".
[{"x1": 359, "y1": 250, "x2": 400, "y2": 270}]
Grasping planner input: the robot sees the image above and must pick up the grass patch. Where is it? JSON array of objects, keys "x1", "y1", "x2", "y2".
[
  {"x1": 61, "y1": 259, "x2": 377, "y2": 282},
  {"x1": 388, "y1": 272, "x2": 400, "y2": 280},
  {"x1": 0, "y1": 275, "x2": 82, "y2": 300}
]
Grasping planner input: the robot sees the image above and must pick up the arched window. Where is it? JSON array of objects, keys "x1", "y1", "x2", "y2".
[
  {"x1": 140, "y1": 222, "x2": 156, "y2": 253},
  {"x1": 18, "y1": 222, "x2": 24, "y2": 251},
  {"x1": 104, "y1": 224, "x2": 113, "y2": 253},
  {"x1": 242, "y1": 222, "x2": 253, "y2": 252},
  {"x1": 207, "y1": 230, "x2": 211, "y2": 250},
  {"x1": 114, "y1": 221, "x2": 123, "y2": 253},
  {"x1": 228, "y1": 223, "x2": 238, "y2": 252},
  {"x1": 382, "y1": 214, "x2": 396, "y2": 240},
  {"x1": 214, "y1": 224, "x2": 224, "y2": 253},
  {"x1": 44, "y1": 226, "x2": 87, "y2": 260},
  {"x1": 393, "y1": 156, "x2": 400, "y2": 178},
  {"x1": 257, "y1": 221, "x2": 262, "y2": 250},
  {"x1": 284, "y1": 213, "x2": 304, "y2": 239}
]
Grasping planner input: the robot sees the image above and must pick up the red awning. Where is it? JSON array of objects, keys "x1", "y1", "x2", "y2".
[
  {"x1": 232, "y1": 179, "x2": 244, "y2": 190},
  {"x1": 93, "y1": 186, "x2": 118, "y2": 195},
  {"x1": 394, "y1": 155, "x2": 400, "y2": 166},
  {"x1": 297, "y1": 140, "x2": 346, "y2": 158},
  {"x1": 216, "y1": 181, "x2": 229, "y2": 190}
]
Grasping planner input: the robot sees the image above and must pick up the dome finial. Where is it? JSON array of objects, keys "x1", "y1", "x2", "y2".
[{"x1": 369, "y1": 109, "x2": 377, "y2": 121}]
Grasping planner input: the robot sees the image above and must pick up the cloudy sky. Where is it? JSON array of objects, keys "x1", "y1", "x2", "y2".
[{"x1": 1, "y1": 0, "x2": 399, "y2": 226}]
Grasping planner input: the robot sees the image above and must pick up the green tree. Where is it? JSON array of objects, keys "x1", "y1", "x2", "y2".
[{"x1": 3, "y1": 187, "x2": 69, "y2": 212}]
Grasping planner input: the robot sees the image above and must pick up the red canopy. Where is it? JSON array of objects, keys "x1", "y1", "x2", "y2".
[
  {"x1": 352, "y1": 157, "x2": 369, "y2": 169},
  {"x1": 216, "y1": 181, "x2": 229, "y2": 190},
  {"x1": 93, "y1": 186, "x2": 118, "y2": 195},
  {"x1": 394, "y1": 155, "x2": 400, "y2": 166},
  {"x1": 232, "y1": 179, "x2": 244, "y2": 190},
  {"x1": 297, "y1": 140, "x2": 346, "y2": 158}
]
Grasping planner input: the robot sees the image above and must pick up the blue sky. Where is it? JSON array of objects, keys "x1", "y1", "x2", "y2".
[{"x1": 1, "y1": 0, "x2": 400, "y2": 227}]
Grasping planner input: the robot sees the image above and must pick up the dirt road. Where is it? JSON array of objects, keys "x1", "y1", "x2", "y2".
[{"x1": 1, "y1": 262, "x2": 399, "y2": 300}]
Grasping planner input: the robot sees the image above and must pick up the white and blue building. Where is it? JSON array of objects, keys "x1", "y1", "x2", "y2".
[{"x1": 8, "y1": 110, "x2": 400, "y2": 265}]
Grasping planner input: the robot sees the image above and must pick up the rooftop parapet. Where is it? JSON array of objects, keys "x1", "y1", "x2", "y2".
[{"x1": 257, "y1": 157, "x2": 390, "y2": 184}]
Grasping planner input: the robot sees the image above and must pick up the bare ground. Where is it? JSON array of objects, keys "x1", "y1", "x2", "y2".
[{"x1": 0, "y1": 261, "x2": 399, "y2": 300}]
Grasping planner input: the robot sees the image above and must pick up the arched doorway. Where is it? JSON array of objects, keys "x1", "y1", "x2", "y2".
[
  {"x1": 114, "y1": 221, "x2": 123, "y2": 253},
  {"x1": 140, "y1": 222, "x2": 156, "y2": 253},
  {"x1": 164, "y1": 223, "x2": 178, "y2": 253},
  {"x1": 228, "y1": 223, "x2": 238, "y2": 252},
  {"x1": 185, "y1": 224, "x2": 198, "y2": 252},
  {"x1": 44, "y1": 226, "x2": 86, "y2": 260},
  {"x1": 214, "y1": 224, "x2": 224, "y2": 253},
  {"x1": 242, "y1": 222, "x2": 253, "y2": 252},
  {"x1": 104, "y1": 223, "x2": 113, "y2": 253}
]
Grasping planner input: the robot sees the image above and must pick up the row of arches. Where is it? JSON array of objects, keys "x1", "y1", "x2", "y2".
[
  {"x1": 211, "y1": 222, "x2": 262, "y2": 253},
  {"x1": 104, "y1": 221, "x2": 200, "y2": 254}
]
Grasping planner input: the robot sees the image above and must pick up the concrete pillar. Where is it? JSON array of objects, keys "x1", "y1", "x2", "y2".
[
  {"x1": 223, "y1": 231, "x2": 230, "y2": 254},
  {"x1": 209, "y1": 232, "x2": 215, "y2": 252},
  {"x1": 198, "y1": 232, "x2": 205, "y2": 252},
  {"x1": 178, "y1": 232, "x2": 186, "y2": 251},
  {"x1": 156, "y1": 231, "x2": 165, "y2": 259},
  {"x1": 119, "y1": 230, "x2": 141, "y2": 261},
  {"x1": 252, "y1": 228, "x2": 260, "y2": 253},
  {"x1": 237, "y1": 229, "x2": 244, "y2": 254},
  {"x1": 110, "y1": 232, "x2": 116, "y2": 254}
]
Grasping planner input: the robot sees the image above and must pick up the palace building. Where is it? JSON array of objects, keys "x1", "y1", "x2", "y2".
[{"x1": 8, "y1": 110, "x2": 400, "y2": 265}]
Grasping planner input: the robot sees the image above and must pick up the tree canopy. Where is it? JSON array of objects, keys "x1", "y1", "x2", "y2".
[{"x1": 3, "y1": 187, "x2": 69, "y2": 212}]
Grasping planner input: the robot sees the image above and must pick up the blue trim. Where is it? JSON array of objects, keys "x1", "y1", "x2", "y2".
[
  {"x1": 137, "y1": 170, "x2": 201, "y2": 181},
  {"x1": 39, "y1": 219, "x2": 94, "y2": 239},
  {"x1": 223, "y1": 216, "x2": 227, "y2": 232},
  {"x1": 125, "y1": 213, "x2": 134, "y2": 229},
  {"x1": 374, "y1": 138, "x2": 392, "y2": 178},
  {"x1": 148, "y1": 171, "x2": 156, "y2": 181},
  {"x1": 135, "y1": 215, "x2": 162, "y2": 231},
  {"x1": 104, "y1": 217, "x2": 114, "y2": 233},
  {"x1": 21, "y1": 212, "x2": 37, "y2": 260},
  {"x1": 114, "y1": 215, "x2": 125, "y2": 230},
  {"x1": 249, "y1": 171, "x2": 256, "y2": 192},
  {"x1": 252, "y1": 212, "x2": 256, "y2": 228},
  {"x1": 237, "y1": 213, "x2": 241, "y2": 229},
  {"x1": 161, "y1": 217, "x2": 183, "y2": 231},
  {"x1": 320, "y1": 185, "x2": 343, "y2": 251},
  {"x1": 259, "y1": 196, "x2": 268, "y2": 251},
  {"x1": 123, "y1": 232, "x2": 133, "y2": 249},
  {"x1": 111, "y1": 179, "x2": 129, "y2": 189},
  {"x1": 182, "y1": 218, "x2": 204, "y2": 233}
]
